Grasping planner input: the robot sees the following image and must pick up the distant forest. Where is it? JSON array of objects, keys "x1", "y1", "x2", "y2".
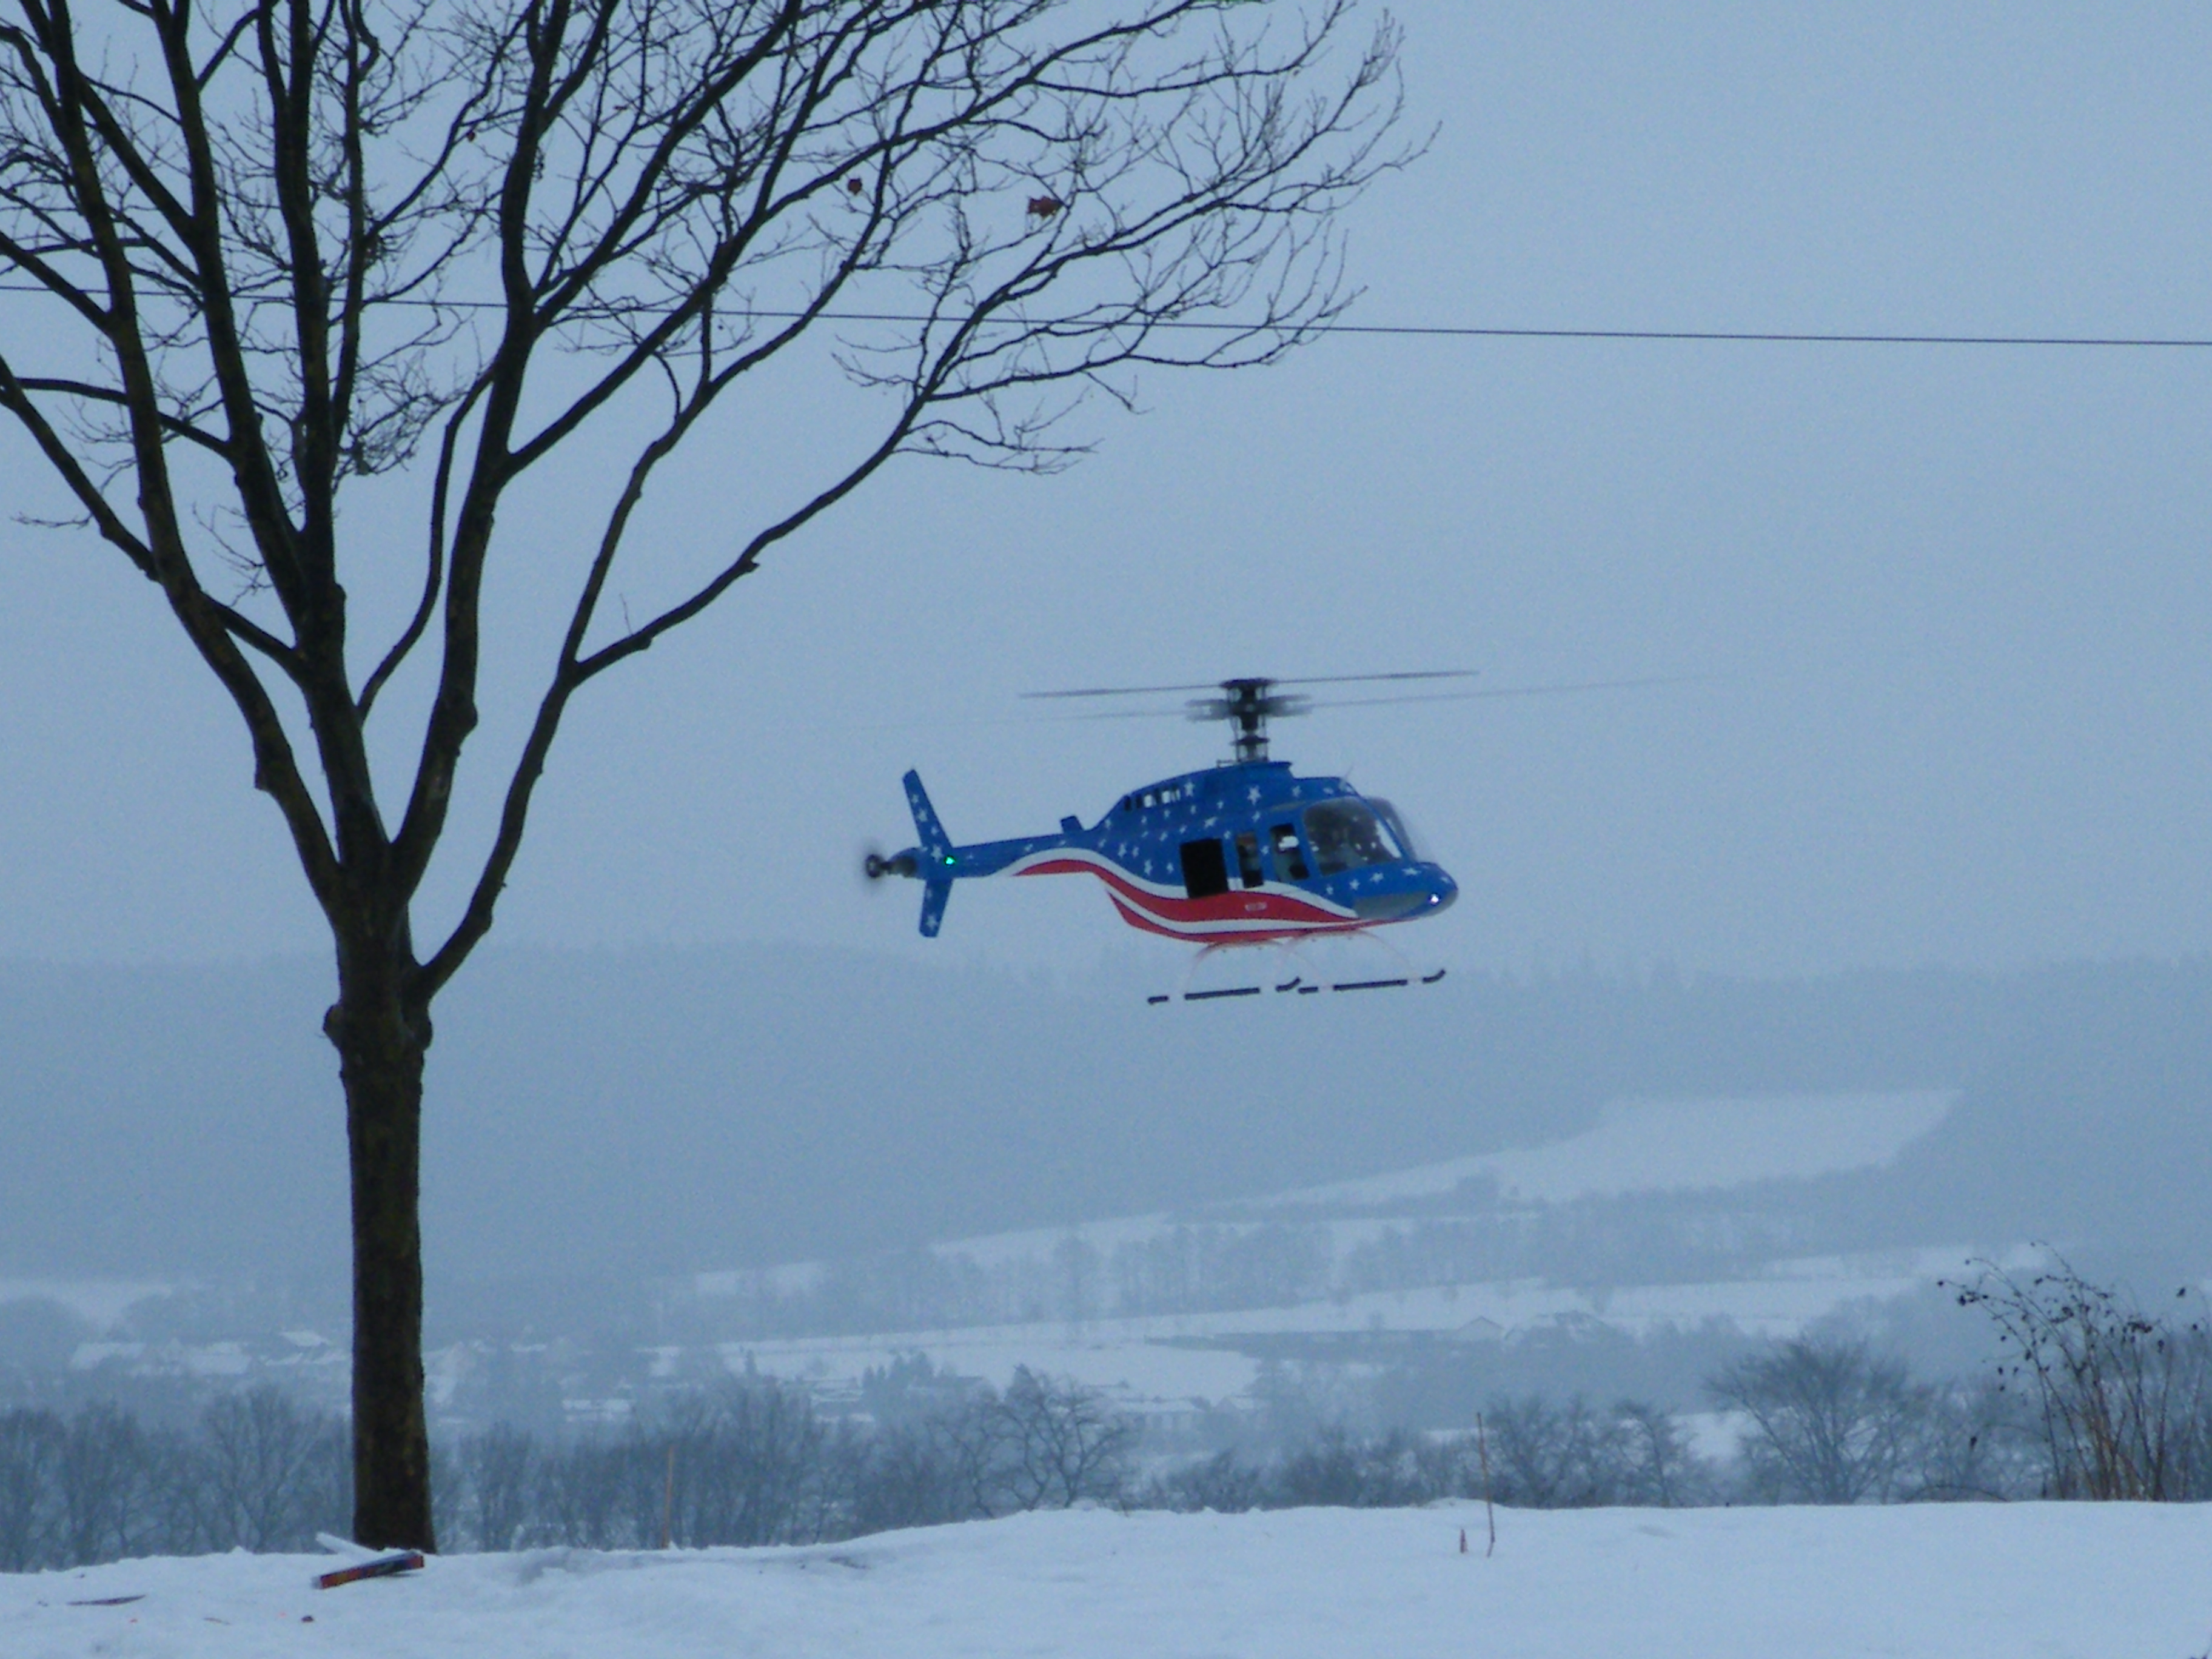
[{"x1": 13, "y1": 1259, "x2": 2212, "y2": 1570}]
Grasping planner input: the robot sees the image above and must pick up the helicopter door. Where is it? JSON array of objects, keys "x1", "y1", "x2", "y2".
[
  {"x1": 1269, "y1": 823, "x2": 1309, "y2": 881},
  {"x1": 1233, "y1": 831, "x2": 1265, "y2": 888},
  {"x1": 1179, "y1": 837, "x2": 1230, "y2": 899}
]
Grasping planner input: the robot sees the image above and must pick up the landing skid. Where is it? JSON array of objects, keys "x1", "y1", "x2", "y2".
[{"x1": 1145, "y1": 935, "x2": 1446, "y2": 1005}]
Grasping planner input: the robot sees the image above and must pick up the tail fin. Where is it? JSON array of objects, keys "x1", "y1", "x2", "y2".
[
  {"x1": 902, "y1": 770, "x2": 954, "y2": 937},
  {"x1": 903, "y1": 769, "x2": 951, "y2": 860}
]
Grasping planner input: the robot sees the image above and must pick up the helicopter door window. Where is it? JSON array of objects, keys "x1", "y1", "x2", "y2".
[
  {"x1": 1233, "y1": 831, "x2": 1265, "y2": 889},
  {"x1": 1302, "y1": 800, "x2": 1399, "y2": 875},
  {"x1": 1269, "y1": 823, "x2": 1309, "y2": 882},
  {"x1": 1179, "y1": 837, "x2": 1230, "y2": 900}
]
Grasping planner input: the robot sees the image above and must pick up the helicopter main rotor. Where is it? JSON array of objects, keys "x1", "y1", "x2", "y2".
[{"x1": 1024, "y1": 670, "x2": 1481, "y2": 763}]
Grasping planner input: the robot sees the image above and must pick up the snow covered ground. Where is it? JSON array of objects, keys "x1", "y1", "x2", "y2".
[{"x1": 5, "y1": 1503, "x2": 2203, "y2": 1658}]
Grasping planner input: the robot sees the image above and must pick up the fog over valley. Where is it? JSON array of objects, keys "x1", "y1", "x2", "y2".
[{"x1": 5, "y1": 946, "x2": 2208, "y2": 1429}]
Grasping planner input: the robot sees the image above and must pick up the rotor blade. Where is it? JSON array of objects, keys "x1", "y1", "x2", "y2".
[
  {"x1": 1269, "y1": 669, "x2": 1481, "y2": 688},
  {"x1": 1044, "y1": 705, "x2": 1208, "y2": 722},
  {"x1": 1309, "y1": 673, "x2": 1712, "y2": 710},
  {"x1": 1021, "y1": 682, "x2": 1228, "y2": 700},
  {"x1": 1022, "y1": 669, "x2": 1480, "y2": 700}
]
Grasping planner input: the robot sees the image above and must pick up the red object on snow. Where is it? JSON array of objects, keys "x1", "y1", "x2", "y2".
[{"x1": 314, "y1": 1550, "x2": 424, "y2": 1590}]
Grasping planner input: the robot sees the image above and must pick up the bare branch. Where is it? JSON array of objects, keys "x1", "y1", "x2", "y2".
[
  {"x1": 10, "y1": 374, "x2": 232, "y2": 454},
  {"x1": 357, "y1": 372, "x2": 484, "y2": 714}
]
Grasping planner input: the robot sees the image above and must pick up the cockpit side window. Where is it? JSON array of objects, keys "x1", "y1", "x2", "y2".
[
  {"x1": 1269, "y1": 823, "x2": 1309, "y2": 882},
  {"x1": 1302, "y1": 800, "x2": 1401, "y2": 875}
]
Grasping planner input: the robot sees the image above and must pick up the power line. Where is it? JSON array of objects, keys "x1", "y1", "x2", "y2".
[
  {"x1": 2, "y1": 281, "x2": 2209, "y2": 347},
  {"x1": 1291, "y1": 323, "x2": 2212, "y2": 349}
]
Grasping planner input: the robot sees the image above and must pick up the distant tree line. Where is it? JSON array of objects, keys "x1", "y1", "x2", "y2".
[
  {"x1": 0, "y1": 1390, "x2": 347, "y2": 1569},
  {"x1": 6, "y1": 1263, "x2": 2210, "y2": 1572},
  {"x1": 0, "y1": 1365, "x2": 1133, "y2": 1568},
  {"x1": 435, "y1": 1364, "x2": 1136, "y2": 1552}
]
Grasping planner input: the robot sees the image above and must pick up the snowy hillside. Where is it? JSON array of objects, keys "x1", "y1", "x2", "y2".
[
  {"x1": 1256, "y1": 1090, "x2": 1954, "y2": 1207},
  {"x1": 677, "y1": 1092, "x2": 1985, "y2": 1414},
  {"x1": 6, "y1": 1504, "x2": 2205, "y2": 1659}
]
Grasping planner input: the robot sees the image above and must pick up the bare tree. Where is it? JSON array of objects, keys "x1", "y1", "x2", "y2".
[
  {"x1": 1614, "y1": 1398, "x2": 1709, "y2": 1508},
  {"x1": 1482, "y1": 1394, "x2": 1636, "y2": 1508},
  {"x1": 0, "y1": 0, "x2": 1405, "y2": 1545},
  {"x1": 994, "y1": 1364, "x2": 1133, "y2": 1509},
  {"x1": 1144, "y1": 1446, "x2": 1262, "y2": 1513},
  {"x1": 1708, "y1": 1336, "x2": 1929, "y2": 1505},
  {"x1": 53, "y1": 1401, "x2": 158, "y2": 1565},
  {"x1": 851, "y1": 1416, "x2": 967, "y2": 1532},
  {"x1": 529, "y1": 1435, "x2": 626, "y2": 1548},
  {"x1": 659, "y1": 1379, "x2": 833, "y2": 1544},
  {"x1": 194, "y1": 1386, "x2": 350, "y2": 1550},
  {"x1": 455, "y1": 1420, "x2": 535, "y2": 1550},
  {"x1": 0, "y1": 1406, "x2": 62, "y2": 1569}
]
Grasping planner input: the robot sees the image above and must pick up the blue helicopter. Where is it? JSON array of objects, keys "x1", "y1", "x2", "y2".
[{"x1": 866, "y1": 674, "x2": 1467, "y2": 996}]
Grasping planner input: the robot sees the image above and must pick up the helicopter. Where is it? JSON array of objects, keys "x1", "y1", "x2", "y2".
[{"x1": 865, "y1": 673, "x2": 1470, "y2": 998}]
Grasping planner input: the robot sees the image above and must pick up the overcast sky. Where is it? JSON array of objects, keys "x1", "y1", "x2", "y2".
[{"x1": 4, "y1": 2, "x2": 2210, "y2": 981}]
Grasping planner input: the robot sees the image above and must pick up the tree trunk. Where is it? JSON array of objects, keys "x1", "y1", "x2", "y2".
[{"x1": 326, "y1": 951, "x2": 436, "y2": 1551}]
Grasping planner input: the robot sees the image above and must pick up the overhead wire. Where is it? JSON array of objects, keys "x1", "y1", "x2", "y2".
[{"x1": 2, "y1": 283, "x2": 2210, "y2": 349}]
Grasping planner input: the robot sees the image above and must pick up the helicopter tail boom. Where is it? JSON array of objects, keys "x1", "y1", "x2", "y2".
[{"x1": 879, "y1": 771, "x2": 1095, "y2": 936}]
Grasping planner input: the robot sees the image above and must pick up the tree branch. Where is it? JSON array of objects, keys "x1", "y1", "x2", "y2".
[
  {"x1": 10, "y1": 375, "x2": 232, "y2": 455},
  {"x1": 357, "y1": 374, "x2": 484, "y2": 716}
]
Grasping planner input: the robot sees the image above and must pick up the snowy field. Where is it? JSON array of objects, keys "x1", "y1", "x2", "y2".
[{"x1": 6, "y1": 1503, "x2": 2205, "y2": 1659}]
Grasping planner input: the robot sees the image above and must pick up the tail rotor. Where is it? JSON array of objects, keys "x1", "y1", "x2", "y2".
[{"x1": 862, "y1": 846, "x2": 918, "y2": 883}]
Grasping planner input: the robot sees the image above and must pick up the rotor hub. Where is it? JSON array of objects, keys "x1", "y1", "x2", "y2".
[{"x1": 1187, "y1": 678, "x2": 1310, "y2": 762}]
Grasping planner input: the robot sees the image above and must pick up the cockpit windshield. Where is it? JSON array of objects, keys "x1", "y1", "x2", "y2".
[
  {"x1": 1366, "y1": 798, "x2": 1422, "y2": 863},
  {"x1": 1302, "y1": 799, "x2": 1404, "y2": 875}
]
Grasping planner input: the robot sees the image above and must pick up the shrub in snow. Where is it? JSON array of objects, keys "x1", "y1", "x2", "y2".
[
  {"x1": 1952, "y1": 1256, "x2": 2212, "y2": 1501},
  {"x1": 1141, "y1": 1399, "x2": 1719, "y2": 1515}
]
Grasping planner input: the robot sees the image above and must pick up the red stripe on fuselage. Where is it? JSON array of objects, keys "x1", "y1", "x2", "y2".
[
  {"x1": 1016, "y1": 854, "x2": 1364, "y2": 944},
  {"x1": 1106, "y1": 894, "x2": 1373, "y2": 946}
]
